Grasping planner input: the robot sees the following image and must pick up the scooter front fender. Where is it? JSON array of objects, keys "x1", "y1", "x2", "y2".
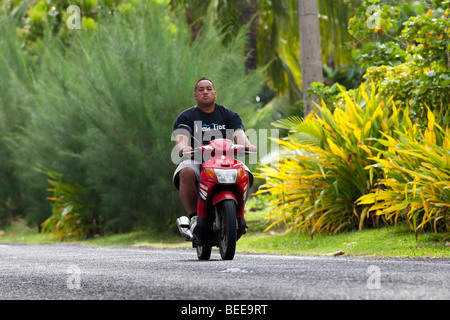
[{"x1": 212, "y1": 191, "x2": 238, "y2": 206}]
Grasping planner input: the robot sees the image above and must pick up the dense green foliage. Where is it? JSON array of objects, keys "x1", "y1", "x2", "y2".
[
  {"x1": 257, "y1": 0, "x2": 450, "y2": 236},
  {"x1": 0, "y1": 17, "x2": 33, "y2": 225},
  {"x1": 0, "y1": 1, "x2": 263, "y2": 237},
  {"x1": 348, "y1": 0, "x2": 450, "y2": 117}
]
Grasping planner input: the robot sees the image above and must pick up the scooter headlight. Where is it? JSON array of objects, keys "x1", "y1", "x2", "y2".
[{"x1": 214, "y1": 169, "x2": 237, "y2": 184}]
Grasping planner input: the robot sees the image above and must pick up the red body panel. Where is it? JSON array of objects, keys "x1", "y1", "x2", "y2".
[{"x1": 196, "y1": 139, "x2": 249, "y2": 219}]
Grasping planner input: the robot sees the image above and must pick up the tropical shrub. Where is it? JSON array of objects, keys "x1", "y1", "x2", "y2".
[
  {"x1": 255, "y1": 0, "x2": 450, "y2": 238},
  {"x1": 258, "y1": 87, "x2": 450, "y2": 237},
  {"x1": 357, "y1": 108, "x2": 450, "y2": 237},
  {"x1": 40, "y1": 167, "x2": 99, "y2": 240},
  {"x1": 256, "y1": 83, "x2": 407, "y2": 236}
]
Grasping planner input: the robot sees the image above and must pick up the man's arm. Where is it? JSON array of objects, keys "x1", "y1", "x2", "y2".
[
  {"x1": 233, "y1": 129, "x2": 257, "y2": 152},
  {"x1": 173, "y1": 112, "x2": 194, "y2": 157}
]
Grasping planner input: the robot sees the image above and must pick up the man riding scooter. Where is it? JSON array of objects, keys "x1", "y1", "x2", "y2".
[{"x1": 172, "y1": 77, "x2": 256, "y2": 245}]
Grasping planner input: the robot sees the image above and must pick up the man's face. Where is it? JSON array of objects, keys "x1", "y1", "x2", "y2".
[{"x1": 194, "y1": 80, "x2": 216, "y2": 106}]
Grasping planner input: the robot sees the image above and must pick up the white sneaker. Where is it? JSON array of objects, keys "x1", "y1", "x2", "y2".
[{"x1": 190, "y1": 216, "x2": 197, "y2": 235}]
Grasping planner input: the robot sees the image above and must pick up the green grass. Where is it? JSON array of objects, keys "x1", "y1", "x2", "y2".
[
  {"x1": 1, "y1": 209, "x2": 449, "y2": 258},
  {"x1": 240, "y1": 207, "x2": 450, "y2": 258}
]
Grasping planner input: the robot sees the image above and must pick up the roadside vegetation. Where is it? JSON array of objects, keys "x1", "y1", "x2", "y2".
[
  {"x1": 256, "y1": 1, "x2": 450, "y2": 239},
  {"x1": 0, "y1": 0, "x2": 448, "y2": 249}
]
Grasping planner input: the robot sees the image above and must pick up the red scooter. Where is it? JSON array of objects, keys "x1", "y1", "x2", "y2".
[{"x1": 176, "y1": 138, "x2": 254, "y2": 260}]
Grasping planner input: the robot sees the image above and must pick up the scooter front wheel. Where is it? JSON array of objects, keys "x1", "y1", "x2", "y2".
[
  {"x1": 196, "y1": 244, "x2": 212, "y2": 260},
  {"x1": 218, "y1": 199, "x2": 237, "y2": 260}
]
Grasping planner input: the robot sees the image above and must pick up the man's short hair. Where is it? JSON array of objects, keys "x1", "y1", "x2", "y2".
[{"x1": 194, "y1": 77, "x2": 215, "y2": 92}]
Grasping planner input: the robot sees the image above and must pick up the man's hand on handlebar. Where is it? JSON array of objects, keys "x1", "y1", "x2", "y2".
[
  {"x1": 245, "y1": 144, "x2": 257, "y2": 153},
  {"x1": 179, "y1": 146, "x2": 194, "y2": 157}
]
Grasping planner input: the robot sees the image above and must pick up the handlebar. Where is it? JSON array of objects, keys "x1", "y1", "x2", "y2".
[
  {"x1": 182, "y1": 150, "x2": 257, "y2": 156},
  {"x1": 181, "y1": 145, "x2": 257, "y2": 157}
]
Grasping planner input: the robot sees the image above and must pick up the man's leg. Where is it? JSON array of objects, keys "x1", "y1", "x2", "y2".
[
  {"x1": 178, "y1": 167, "x2": 198, "y2": 217},
  {"x1": 173, "y1": 161, "x2": 201, "y2": 241}
]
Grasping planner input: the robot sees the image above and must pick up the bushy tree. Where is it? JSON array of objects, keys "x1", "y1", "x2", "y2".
[{"x1": 0, "y1": 16, "x2": 34, "y2": 225}]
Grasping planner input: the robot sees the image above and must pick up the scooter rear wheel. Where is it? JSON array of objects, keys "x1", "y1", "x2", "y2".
[{"x1": 218, "y1": 199, "x2": 237, "y2": 260}]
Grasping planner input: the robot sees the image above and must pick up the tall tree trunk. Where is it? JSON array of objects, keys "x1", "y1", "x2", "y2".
[
  {"x1": 298, "y1": 0, "x2": 323, "y2": 116},
  {"x1": 240, "y1": 2, "x2": 259, "y2": 73}
]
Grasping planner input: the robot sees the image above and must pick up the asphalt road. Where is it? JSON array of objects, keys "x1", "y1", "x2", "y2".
[{"x1": 0, "y1": 244, "x2": 449, "y2": 302}]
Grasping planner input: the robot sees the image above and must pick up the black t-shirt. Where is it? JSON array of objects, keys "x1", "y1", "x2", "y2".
[{"x1": 173, "y1": 104, "x2": 245, "y2": 148}]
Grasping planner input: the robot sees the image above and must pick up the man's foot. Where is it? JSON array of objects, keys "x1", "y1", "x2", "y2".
[{"x1": 189, "y1": 215, "x2": 197, "y2": 236}]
